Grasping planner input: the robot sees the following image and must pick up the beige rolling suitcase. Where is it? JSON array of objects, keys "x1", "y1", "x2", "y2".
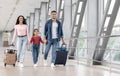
[{"x1": 4, "y1": 46, "x2": 16, "y2": 67}]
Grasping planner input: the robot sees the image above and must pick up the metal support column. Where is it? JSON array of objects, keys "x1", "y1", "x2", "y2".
[
  {"x1": 86, "y1": 0, "x2": 98, "y2": 65},
  {"x1": 50, "y1": 0, "x2": 57, "y2": 11},
  {"x1": 63, "y1": 0, "x2": 72, "y2": 44},
  {"x1": 68, "y1": 0, "x2": 87, "y2": 59},
  {"x1": 34, "y1": 8, "x2": 40, "y2": 29},
  {"x1": 26, "y1": 16, "x2": 30, "y2": 51},
  {"x1": 30, "y1": 13, "x2": 35, "y2": 37},
  {"x1": 57, "y1": 0, "x2": 64, "y2": 24},
  {"x1": 26, "y1": 16, "x2": 30, "y2": 32},
  {"x1": 93, "y1": 0, "x2": 120, "y2": 65},
  {"x1": 39, "y1": 2, "x2": 48, "y2": 36},
  {"x1": 46, "y1": 1, "x2": 51, "y2": 19},
  {"x1": 38, "y1": 2, "x2": 48, "y2": 54}
]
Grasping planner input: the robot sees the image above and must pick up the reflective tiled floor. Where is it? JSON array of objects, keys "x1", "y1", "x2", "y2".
[{"x1": 0, "y1": 47, "x2": 120, "y2": 76}]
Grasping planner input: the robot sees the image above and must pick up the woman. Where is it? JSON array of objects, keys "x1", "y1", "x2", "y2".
[{"x1": 12, "y1": 15, "x2": 29, "y2": 67}]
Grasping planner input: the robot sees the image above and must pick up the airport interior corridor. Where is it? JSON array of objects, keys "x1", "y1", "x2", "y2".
[{"x1": 0, "y1": 0, "x2": 120, "y2": 76}]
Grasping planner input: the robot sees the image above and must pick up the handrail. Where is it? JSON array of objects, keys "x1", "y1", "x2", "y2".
[{"x1": 64, "y1": 35, "x2": 120, "y2": 40}]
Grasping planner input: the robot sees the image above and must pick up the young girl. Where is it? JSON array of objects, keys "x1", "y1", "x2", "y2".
[{"x1": 30, "y1": 29, "x2": 44, "y2": 67}]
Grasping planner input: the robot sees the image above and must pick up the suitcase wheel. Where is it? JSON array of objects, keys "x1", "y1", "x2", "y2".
[
  {"x1": 4, "y1": 63, "x2": 6, "y2": 67},
  {"x1": 13, "y1": 64, "x2": 15, "y2": 67}
]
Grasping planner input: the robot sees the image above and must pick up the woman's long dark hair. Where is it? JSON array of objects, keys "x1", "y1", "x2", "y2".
[
  {"x1": 16, "y1": 15, "x2": 27, "y2": 25},
  {"x1": 33, "y1": 29, "x2": 39, "y2": 36}
]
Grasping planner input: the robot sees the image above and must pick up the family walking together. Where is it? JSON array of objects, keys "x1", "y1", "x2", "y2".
[{"x1": 11, "y1": 10, "x2": 65, "y2": 68}]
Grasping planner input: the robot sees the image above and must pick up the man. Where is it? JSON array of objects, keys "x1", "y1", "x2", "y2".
[{"x1": 44, "y1": 10, "x2": 65, "y2": 68}]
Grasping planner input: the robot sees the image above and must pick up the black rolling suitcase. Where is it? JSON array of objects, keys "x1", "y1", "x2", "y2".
[{"x1": 54, "y1": 44, "x2": 68, "y2": 66}]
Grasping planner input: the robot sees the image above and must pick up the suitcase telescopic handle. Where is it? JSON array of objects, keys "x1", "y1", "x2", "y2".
[
  {"x1": 61, "y1": 44, "x2": 67, "y2": 48},
  {"x1": 9, "y1": 44, "x2": 15, "y2": 50},
  {"x1": 9, "y1": 44, "x2": 15, "y2": 46}
]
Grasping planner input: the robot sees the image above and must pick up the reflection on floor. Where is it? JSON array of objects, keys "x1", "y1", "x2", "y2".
[{"x1": 0, "y1": 47, "x2": 120, "y2": 76}]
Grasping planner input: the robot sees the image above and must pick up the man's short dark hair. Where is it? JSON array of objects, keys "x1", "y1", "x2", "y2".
[{"x1": 51, "y1": 10, "x2": 57, "y2": 13}]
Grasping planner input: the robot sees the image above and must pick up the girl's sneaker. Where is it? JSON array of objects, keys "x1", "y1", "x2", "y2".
[
  {"x1": 33, "y1": 64, "x2": 38, "y2": 67},
  {"x1": 44, "y1": 60, "x2": 47, "y2": 66}
]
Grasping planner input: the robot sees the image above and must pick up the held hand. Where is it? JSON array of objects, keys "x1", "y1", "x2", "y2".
[
  {"x1": 43, "y1": 39, "x2": 47, "y2": 44},
  {"x1": 28, "y1": 42, "x2": 31, "y2": 45},
  {"x1": 62, "y1": 39, "x2": 65, "y2": 44},
  {"x1": 28, "y1": 39, "x2": 31, "y2": 45}
]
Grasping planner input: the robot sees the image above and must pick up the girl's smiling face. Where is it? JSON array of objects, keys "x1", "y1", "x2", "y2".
[{"x1": 33, "y1": 29, "x2": 39, "y2": 36}]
